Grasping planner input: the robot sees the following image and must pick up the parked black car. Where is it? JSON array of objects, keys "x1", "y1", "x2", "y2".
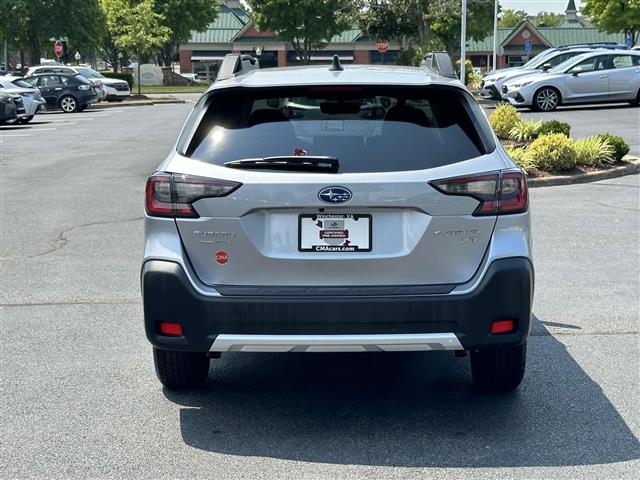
[
  {"x1": 22, "y1": 73, "x2": 99, "y2": 113},
  {"x1": 0, "y1": 91, "x2": 26, "y2": 124},
  {"x1": 1, "y1": 92, "x2": 18, "y2": 124}
]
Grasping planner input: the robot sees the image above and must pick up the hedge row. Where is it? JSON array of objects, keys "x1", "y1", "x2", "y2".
[{"x1": 490, "y1": 104, "x2": 630, "y2": 174}]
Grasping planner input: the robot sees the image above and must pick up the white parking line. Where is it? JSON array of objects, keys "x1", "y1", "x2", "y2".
[{"x1": 0, "y1": 133, "x2": 32, "y2": 137}]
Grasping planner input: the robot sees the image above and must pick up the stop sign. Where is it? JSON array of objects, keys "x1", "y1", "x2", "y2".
[
  {"x1": 54, "y1": 40, "x2": 63, "y2": 58},
  {"x1": 376, "y1": 40, "x2": 389, "y2": 54}
]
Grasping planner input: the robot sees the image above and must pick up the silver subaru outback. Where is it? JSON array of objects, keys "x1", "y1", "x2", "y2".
[{"x1": 142, "y1": 53, "x2": 533, "y2": 392}]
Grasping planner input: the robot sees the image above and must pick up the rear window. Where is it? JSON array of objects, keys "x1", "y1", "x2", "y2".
[
  {"x1": 70, "y1": 74, "x2": 91, "y2": 85},
  {"x1": 12, "y1": 79, "x2": 33, "y2": 89},
  {"x1": 180, "y1": 86, "x2": 495, "y2": 173}
]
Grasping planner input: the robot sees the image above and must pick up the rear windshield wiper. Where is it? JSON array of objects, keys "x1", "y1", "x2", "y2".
[{"x1": 224, "y1": 156, "x2": 339, "y2": 173}]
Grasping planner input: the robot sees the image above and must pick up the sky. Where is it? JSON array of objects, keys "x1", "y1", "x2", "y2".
[{"x1": 498, "y1": 0, "x2": 582, "y2": 15}]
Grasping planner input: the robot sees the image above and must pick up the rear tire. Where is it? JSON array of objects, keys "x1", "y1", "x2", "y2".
[
  {"x1": 153, "y1": 348, "x2": 210, "y2": 390},
  {"x1": 59, "y1": 95, "x2": 78, "y2": 113},
  {"x1": 470, "y1": 342, "x2": 526, "y2": 392}
]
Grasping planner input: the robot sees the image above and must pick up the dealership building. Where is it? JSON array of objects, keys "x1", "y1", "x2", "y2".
[{"x1": 180, "y1": 0, "x2": 627, "y2": 82}]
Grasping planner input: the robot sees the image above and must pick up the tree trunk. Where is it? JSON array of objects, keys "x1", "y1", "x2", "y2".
[
  {"x1": 417, "y1": 17, "x2": 431, "y2": 48},
  {"x1": 29, "y1": 36, "x2": 41, "y2": 67},
  {"x1": 161, "y1": 43, "x2": 175, "y2": 67}
]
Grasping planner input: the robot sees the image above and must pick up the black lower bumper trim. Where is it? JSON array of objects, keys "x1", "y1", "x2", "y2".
[{"x1": 142, "y1": 258, "x2": 533, "y2": 352}]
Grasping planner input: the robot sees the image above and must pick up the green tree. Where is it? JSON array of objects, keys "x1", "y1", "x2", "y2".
[
  {"x1": 498, "y1": 9, "x2": 528, "y2": 28},
  {"x1": 582, "y1": 0, "x2": 640, "y2": 46},
  {"x1": 153, "y1": 0, "x2": 219, "y2": 66},
  {"x1": 103, "y1": 0, "x2": 171, "y2": 94},
  {"x1": 534, "y1": 11, "x2": 565, "y2": 27},
  {"x1": 248, "y1": 0, "x2": 353, "y2": 63},
  {"x1": 99, "y1": 0, "x2": 125, "y2": 72},
  {"x1": 356, "y1": 0, "x2": 420, "y2": 45},
  {"x1": 0, "y1": 0, "x2": 103, "y2": 65},
  {"x1": 357, "y1": 0, "x2": 493, "y2": 54},
  {"x1": 430, "y1": 0, "x2": 495, "y2": 56}
]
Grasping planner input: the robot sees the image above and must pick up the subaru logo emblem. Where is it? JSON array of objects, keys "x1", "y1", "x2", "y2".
[{"x1": 318, "y1": 186, "x2": 352, "y2": 204}]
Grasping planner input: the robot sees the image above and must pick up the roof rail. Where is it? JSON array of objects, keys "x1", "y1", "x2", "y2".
[
  {"x1": 216, "y1": 53, "x2": 259, "y2": 81},
  {"x1": 557, "y1": 42, "x2": 618, "y2": 47},
  {"x1": 420, "y1": 51, "x2": 457, "y2": 79}
]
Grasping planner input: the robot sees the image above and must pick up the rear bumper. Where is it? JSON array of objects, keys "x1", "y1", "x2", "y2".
[{"x1": 142, "y1": 257, "x2": 534, "y2": 352}]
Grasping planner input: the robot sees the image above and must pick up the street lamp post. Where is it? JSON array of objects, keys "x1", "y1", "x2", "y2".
[
  {"x1": 460, "y1": 0, "x2": 467, "y2": 85},
  {"x1": 74, "y1": 51, "x2": 81, "y2": 65}
]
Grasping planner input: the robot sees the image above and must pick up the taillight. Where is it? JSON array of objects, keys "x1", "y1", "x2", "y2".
[
  {"x1": 145, "y1": 173, "x2": 241, "y2": 218},
  {"x1": 430, "y1": 171, "x2": 528, "y2": 216}
]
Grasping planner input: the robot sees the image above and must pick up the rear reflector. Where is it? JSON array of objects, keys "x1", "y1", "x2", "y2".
[
  {"x1": 430, "y1": 171, "x2": 528, "y2": 216},
  {"x1": 145, "y1": 173, "x2": 241, "y2": 218},
  {"x1": 491, "y1": 320, "x2": 515, "y2": 334},
  {"x1": 159, "y1": 322, "x2": 183, "y2": 336}
]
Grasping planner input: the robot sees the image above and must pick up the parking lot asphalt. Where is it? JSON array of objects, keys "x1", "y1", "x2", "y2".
[{"x1": 1, "y1": 105, "x2": 639, "y2": 479}]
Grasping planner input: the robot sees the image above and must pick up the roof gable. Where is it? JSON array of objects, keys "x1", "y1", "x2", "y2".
[{"x1": 501, "y1": 20, "x2": 551, "y2": 48}]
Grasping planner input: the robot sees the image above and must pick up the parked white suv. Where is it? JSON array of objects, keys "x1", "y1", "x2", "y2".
[{"x1": 26, "y1": 65, "x2": 130, "y2": 101}]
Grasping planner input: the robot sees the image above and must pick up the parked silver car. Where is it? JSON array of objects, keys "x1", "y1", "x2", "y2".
[
  {"x1": 503, "y1": 50, "x2": 640, "y2": 111},
  {"x1": 142, "y1": 53, "x2": 534, "y2": 392},
  {"x1": 0, "y1": 77, "x2": 47, "y2": 123},
  {"x1": 481, "y1": 43, "x2": 627, "y2": 100}
]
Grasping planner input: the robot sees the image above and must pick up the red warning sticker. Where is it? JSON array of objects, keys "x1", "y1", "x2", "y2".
[{"x1": 215, "y1": 250, "x2": 229, "y2": 265}]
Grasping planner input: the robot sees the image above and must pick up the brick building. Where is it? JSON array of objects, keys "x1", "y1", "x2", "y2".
[{"x1": 179, "y1": 0, "x2": 627, "y2": 81}]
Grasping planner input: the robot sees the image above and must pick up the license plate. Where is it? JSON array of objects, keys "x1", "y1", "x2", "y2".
[{"x1": 298, "y1": 214, "x2": 372, "y2": 252}]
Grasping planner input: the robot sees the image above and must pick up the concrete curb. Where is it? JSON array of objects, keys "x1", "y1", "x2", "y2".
[
  {"x1": 528, "y1": 157, "x2": 640, "y2": 188},
  {"x1": 88, "y1": 98, "x2": 185, "y2": 109}
]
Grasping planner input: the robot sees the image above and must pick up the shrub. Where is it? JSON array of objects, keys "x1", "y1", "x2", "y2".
[
  {"x1": 596, "y1": 133, "x2": 630, "y2": 161},
  {"x1": 102, "y1": 71, "x2": 134, "y2": 88},
  {"x1": 537, "y1": 119, "x2": 571, "y2": 137},
  {"x1": 489, "y1": 104, "x2": 521, "y2": 139},
  {"x1": 505, "y1": 146, "x2": 537, "y2": 174},
  {"x1": 574, "y1": 137, "x2": 615, "y2": 166},
  {"x1": 509, "y1": 119, "x2": 542, "y2": 142},
  {"x1": 456, "y1": 59, "x2": 474, "y2": 85},
  {"x1": 527, "y1": 133, "x2": 577, "y2": 172}
]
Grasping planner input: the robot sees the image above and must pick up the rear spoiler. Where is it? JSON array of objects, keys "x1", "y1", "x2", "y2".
[
  {"x1": 420, "y1": 52, "x2": 457, "y2": 79},
  {"x1": 216, "y1": 54, "x2": 259, "y2": 81}
]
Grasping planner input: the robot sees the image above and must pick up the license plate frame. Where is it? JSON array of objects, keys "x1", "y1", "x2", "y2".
[{"x1": 298, "y1": 213, "x2": 372, "y2": 252}]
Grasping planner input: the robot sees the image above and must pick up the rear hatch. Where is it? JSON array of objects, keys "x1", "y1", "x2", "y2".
[{"x1": 163, "y1": 85, "x2": 509, "y2": 289}]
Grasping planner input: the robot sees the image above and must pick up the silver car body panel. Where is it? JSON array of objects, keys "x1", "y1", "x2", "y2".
[
  {"x1": 209, "y1": 333, "x2": 464, "y2": 352},
  {"x1": 0, "y1": 87, "x2": 44, "y2": 117}
]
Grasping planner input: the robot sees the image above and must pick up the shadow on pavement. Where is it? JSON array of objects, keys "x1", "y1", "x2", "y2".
[{"x1": 164, "y1": 317, "x2": 639, "y2": 468}]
